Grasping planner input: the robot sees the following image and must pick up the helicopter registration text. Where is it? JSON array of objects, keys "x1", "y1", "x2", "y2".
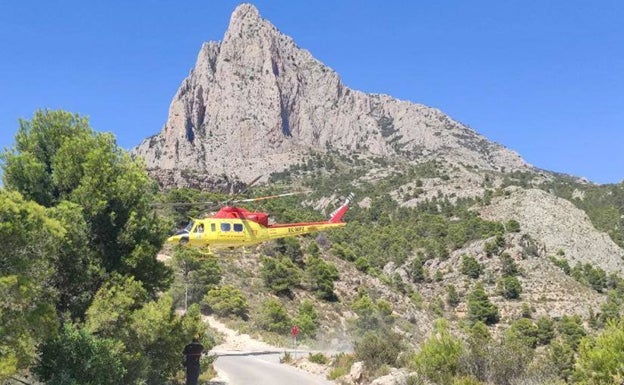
[{"x1": 288, "y1": 226, "x2": 305, "y2": 233}]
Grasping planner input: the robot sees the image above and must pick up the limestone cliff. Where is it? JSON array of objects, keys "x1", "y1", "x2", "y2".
[{"x1": 134, "y1": 3, "x2": 530, "y2": 188}]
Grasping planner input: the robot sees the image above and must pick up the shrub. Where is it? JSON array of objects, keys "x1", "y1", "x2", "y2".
[
  {"x1": 446, "y1": 284, "x2": 460, "y2": 308},
  {"x1": 256, "y1": 298, "x2": 291, "y2": 334},
  {"x1": 467, "y1": 283, "x2": 499, "y2": 325},
  {"x1": 354, "y1": 330, "x2": 403, "y2": 371},
  {"x1": 536, "y1": 316, "x2": 555, "y2": 345},
  {"x1": 557, "y1": 315, "x2": 586, "y2": 350},
  {"x1": 505, "y1": 219, "x2": 521, "y2": 233},
  {"x1": 308, "y1": 352, "x2": 328, "y2": 365},
  {"x1": 497, "y1": 276, "x2": 522, "y2": 299},
  {"x1": 328, "y1": 353, "x2": 355, "y2": 380},
  {"x1": 292, "y1": 299, "x2": 319, "y2": 338},
  {"x1": 202, "y1": 285, "x2": 248, "y2": 319},
  {"x1": 461, "y1": 255, "x2": 483, "y2": 279},
  {"x1": 305, "y1": 255, "x2": 339, "y2": 300},
  {"x1": 506, "y1": 318, "x2": 538, "y2": 349},
  {"x1": 500, "y1": 253, "x2": 519, "y2": 277},
  {"x1": 412, "y1": 320, "x2": 463, "y2": 385},
  {"x1": 261, "y1": 255, "x2": 301, "y2": 296}
]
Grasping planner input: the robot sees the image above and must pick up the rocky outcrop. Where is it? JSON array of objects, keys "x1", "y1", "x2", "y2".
[
  {"x1": 481, "y1": 187, "x2": 624, "y2": 274},
  {"x1": 134, "y1": 3, "x2": 530, "y2": 187}
]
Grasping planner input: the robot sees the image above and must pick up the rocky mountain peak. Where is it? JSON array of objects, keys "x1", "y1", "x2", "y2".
[{"x1": 134, "y1": 4, "x2": 531, "y2": 189}]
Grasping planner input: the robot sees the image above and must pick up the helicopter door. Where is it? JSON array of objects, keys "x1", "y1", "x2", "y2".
[{"x1": 191, "y1": 223, "x2": 204, "y2": 244}]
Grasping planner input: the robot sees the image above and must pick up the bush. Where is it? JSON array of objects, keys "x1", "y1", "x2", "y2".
[
  {"x1": 256, "y1": 298, "x2": 291, "y2": 334},
  {"x1": 536, "y1": 316, "x2": 555, "y2": 345},
  {"x1": 497, "y1": 276, "x2": 522, "y2": 299},
  {"x1": 292, "y1": 299, "x2": 319, "y2": 338},
  {"x1": 505, "y1": 219, "x2": 521, "y2": 233},
  {"x1": 261, "y1": 255, "x2": 301, "y2": 296},
  {"x1": 305, "y1": 255, "x2": 339, "y2": 300},
  {"x1": 446, "y1": 285, "x2": 460, "y2": 308},
  {"x1": 557, "y1": 315, "x2": 586, "y2": 350},
  {"x1": 506, "y1": 318, "x2": 538, "y2": 349},
  {"x1": 328, "y1": 353, "x2": 355, "y2": 380},
  {"x1": 308, "y1": 352, "x2": 328, "y2": 365},
  {"x1": 354, "y1": 330, "x2": 403, "y2": 371},
  {"x1": 202, "y1": 285, "x2": 248, "y2": 319},
  {"x1": 461, "y1": 255, "x2": 483, "y2": 279},
  {"x1": 412, "y1": 320, "x2": 463, "y2": 385},
  {"x1": 467, "y1": 283, "x2": 499, "y2": 325},
  {"x1": 499, "y1": 253, "x2": 519, "y2": 277}
]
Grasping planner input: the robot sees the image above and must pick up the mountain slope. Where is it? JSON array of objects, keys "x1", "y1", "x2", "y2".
[{"x1": 134, "y1": 3, "x2": 530, "y2": 188}]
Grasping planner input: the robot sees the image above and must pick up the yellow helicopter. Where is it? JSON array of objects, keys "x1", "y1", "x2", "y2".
[{"x1": 165, "y1": 192, "x2": 354, "y2": 249}]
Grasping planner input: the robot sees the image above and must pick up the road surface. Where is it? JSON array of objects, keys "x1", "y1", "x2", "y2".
[{"x1": 213, "y1": 352, "x2": 334, "y2": 385}]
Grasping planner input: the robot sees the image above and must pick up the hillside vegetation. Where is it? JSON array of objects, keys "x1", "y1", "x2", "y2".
[{"x1": 3, "y1": 110, "x2": 624, "y2": 385}]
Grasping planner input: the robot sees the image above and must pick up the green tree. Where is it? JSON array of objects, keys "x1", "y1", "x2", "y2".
[
  {"x1": 505, "y1": 318, "x2": 538, "y2": 349},
  {"x1": 171, "y1": 246, "x2": 203, "y2": 308},
  {"x1": 85, "y1": 274, "x2": 148, "y2": 339},
  {"x1": 128, "y1": 295, "x2": 204, "y2": 385},
  {"x1": 305, "y1": 255, "x2": 339, "y2": 300},
  {"x1": 575, "y1": 319, "x2": 624, "y2": 384},
  {"x1": 599, "y1": 290, "x2": 621, "y2": 325},
  {"x1": 584, "y1": 263, "x2": 607, "y2": 292},
  {"x1": 536, "y1": 316, "x2": 555, "y2": 345},
  {"x1": 467, "y1": 283, "x2": 499, "y2": 325},
  {"x1": 410, "y1": 257, "x2": 426, "y2": 283},
  {"x1": 202, "y1": 285, "x2": 249, "y2": 319},
  {"x1": 549, "y1": 340, "x2": 576, "y2": 381},
  {"x1": 256, "y1": 298, "x2": 291, "y2": 334},
  {"x1": 171, "y1": 247, "x2": 222, "y2": 308},
  {"x1": 293, "y1": 299, "x2": 319, "y2": 338},
  {"x1": 499, "y1": 253, "x2": 519, "y2": 277},
  {"x1": 261, "y1": 255, "x2": 301, "y2": 296},
  {"x1": 412, "y1": 319, "x2": 464, "y2": 385},
  {"x1": 497, "y1": 276, "x2": 522, "y2": 299},
  {"x1": 461, "y1": 255, "x2": 483, "y2": 279},
  {"x1": 33, "y1": 323, "x2": 126, "y2": 385},
  {"x1": 0, "y1": 190, "x2": 62, "y2": 379},
  {"x1": 446, "y1": 284, "x2": 460, "y2": 308},
  {"x1": 459, "y1": 321, "x2": 491, "y2": 381},
  {"x1": 1, "y1": 109, "x2": 172, "y2": 297},
  {"x1": 557, "y1": 315, "x2": 586, "y2": 350},
  {"x1": 85, "y1": 279, "x2": 208, "y2": 385},
  {"x1": 48, "y1": 201, "x2": 102, "y2": 318},
  {"x1": 273, "y1": 237, "x2": 304, "y2": 265}
]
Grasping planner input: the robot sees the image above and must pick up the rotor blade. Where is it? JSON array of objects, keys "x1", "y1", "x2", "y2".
[
  {"x1": 229, "y1": 192, "x2": 303, "y2": 204},
  {"x1": 236, "y1": 175, "x2": 263, "y2": 196},
  {"x1": 150, "y1": 201, "x2": 217, "y2": 208}
]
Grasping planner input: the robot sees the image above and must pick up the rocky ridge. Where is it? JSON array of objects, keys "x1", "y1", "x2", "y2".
[{"x1": 134, "y1": 3, "x2": 530, "y2": 188}]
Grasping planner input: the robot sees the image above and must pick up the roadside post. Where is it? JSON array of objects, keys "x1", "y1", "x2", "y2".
[{"x1": 291, "y1": 325, "x2": 299, "y2": 358}]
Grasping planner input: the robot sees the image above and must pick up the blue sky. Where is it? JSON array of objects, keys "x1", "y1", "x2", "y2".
[{"x1": 1, "y1": 1, "x2": 622, "y2": 183}]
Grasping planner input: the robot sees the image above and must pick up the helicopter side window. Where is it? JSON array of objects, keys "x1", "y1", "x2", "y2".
[
  {"x1": 210, "y1": 223, "x2": 216, "y2": 232},
  {"x1": 195, "y1": 224, "x2": 204, "y2": 233},
  {"x1": 221, "y1": 223, "x2": 231, "y2": 232},
  {"x1": 233, "y1": 223, "x2": 244, "y2": 232}
]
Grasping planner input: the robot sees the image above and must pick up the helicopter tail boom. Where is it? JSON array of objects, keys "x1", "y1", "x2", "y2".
[{"x1": 328, "y1": 193, "x2": 354, "y2": 223}]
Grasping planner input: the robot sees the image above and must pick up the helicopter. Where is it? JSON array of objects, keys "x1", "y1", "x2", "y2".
[{"x1": 165, "y1": 192, "x2": 355, "y2": 249}]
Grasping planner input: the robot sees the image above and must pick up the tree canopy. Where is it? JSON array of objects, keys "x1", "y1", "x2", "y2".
[{"x1": 1, "y1": 110, "x2": 207, "y2": 383}]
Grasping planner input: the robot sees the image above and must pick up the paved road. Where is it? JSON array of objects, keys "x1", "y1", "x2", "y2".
[{"x1": 213, "y1": 352, "x2": 334, "y2": 385}]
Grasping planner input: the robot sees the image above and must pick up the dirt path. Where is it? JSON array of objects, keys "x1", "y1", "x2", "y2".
[{"x1": 205, "y1": 316, "x2": 277, "y2": 352}]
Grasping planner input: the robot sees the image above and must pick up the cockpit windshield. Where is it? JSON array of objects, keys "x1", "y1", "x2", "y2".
[{"x1": 184, "y1": 221, "x2": 194, "y2": 233}]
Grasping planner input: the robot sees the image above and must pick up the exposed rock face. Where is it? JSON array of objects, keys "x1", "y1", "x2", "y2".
[
  {"x1": 481, "y1": 187, "x2": 624, "y2": 274},
  {"x1": 134, "y1": 3, "x2": 530, "y2": 187}
]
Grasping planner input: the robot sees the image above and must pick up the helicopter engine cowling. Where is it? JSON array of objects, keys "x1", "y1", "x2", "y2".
[{"x1": 246, "y1": 213, "x2": 268, "y2": 226}]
